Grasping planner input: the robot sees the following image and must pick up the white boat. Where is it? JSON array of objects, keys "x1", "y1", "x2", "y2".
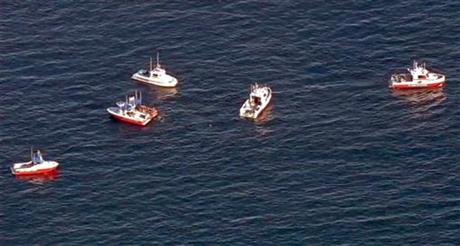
[
  {"x1": 11, "y1": 149, "x2": 59, "y2": 176},
  {"x1": 107, "y1": 91, "x2": 158, "y2": 126},
  {"x1": 131, "y1": 52, "x2": 178, "y2": 88},
  {"x1": 240, "y1": 83, "x2": 272, "y2": 119},
  {"x1": 390, "y1": 60, "x2": 446, "y2": 89}
]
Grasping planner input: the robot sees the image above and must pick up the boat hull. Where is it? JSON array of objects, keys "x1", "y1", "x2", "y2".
[
  {"x1": 131, "y1": 73, "x2": 178, "y2": 88},
  {"x1": 390, "y1": 73, "x2": 446, "y2": 90},
  {"x1": 15, "y1": 171, "x2": 59, "y2": 182},
  {"x1": 390, "y1": 80, "x2": 445, "y2": 90}
]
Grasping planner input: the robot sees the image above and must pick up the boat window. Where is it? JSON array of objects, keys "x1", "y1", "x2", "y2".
[{"x1": 253, "y1": 96, "x2": 261, "y2": 105}]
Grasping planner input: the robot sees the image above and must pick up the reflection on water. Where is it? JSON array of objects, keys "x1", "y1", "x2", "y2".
[
  {"x1": 147, "y1": 87, "x2": 178, "y2": 101},
  {"x1": 254, "y1": 103, "x2": 274, "y2": 125},
  {"x1": 15, "y1": 170, "x2": 60, "y2": 184},
  {"x1": 392, "y1": 88, "x2": 446, "y2": 106},
  {"x1": 253, "y1": 104, "x2": 275, "y2": 137},
  {"x1": 151, "y1": 87, "x2": 178, "y2": 100},
  {"x1": 392, "y1": 88, "x2": 446, "y2": 117},
  {"x1": 133, "y1": 80, "x2": 178, "y2": 100},
  {"x1": 115, "y1": 116, "x2": 160, "y2": 135}
]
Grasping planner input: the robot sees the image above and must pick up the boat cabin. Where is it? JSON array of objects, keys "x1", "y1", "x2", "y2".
[
  {"x1": 409, "y1": 61, "x2": 429, "y2": 78},
  {"x1": 251, "y1": 96, "x2": 261, "y2": 106},
  {"x1": 151, "y1": 67, "x2": 165, "y2": 77}
]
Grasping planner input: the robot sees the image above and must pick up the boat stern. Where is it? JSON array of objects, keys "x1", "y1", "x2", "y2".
[
  {"x1": 131, "y1": 72, "x2": 144, "y2": 81},
  {"x1": 240, "y1": 101, "x2": 256, "y2": 119}
]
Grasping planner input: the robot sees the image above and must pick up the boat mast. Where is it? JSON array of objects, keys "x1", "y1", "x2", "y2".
[
  {"x1": 156, "y1": 51, "x2": 160, "y2": 68},
  {"x1": 135, "y1": 90, "x2": 140, "y2": 105},
  {"x1": 150, "y1": 57, "x2": 153, "y2": 71}
]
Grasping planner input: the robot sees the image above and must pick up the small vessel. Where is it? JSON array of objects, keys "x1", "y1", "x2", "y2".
[
  {"x1": 131, "y1": 52, "x2": 178, "y2": 88},
  {"x1": 390, "y1": 60, "x2": 446, "y2": 89},
  {"x1": 240, "y1": 82, "x2": 272, "y2": 119},
  {"x1": 11, "y1": 149, "x2": 59, "y2": 176},
  {"x1": 107, "y1": 91, "x2": 158, "y2": 126}
]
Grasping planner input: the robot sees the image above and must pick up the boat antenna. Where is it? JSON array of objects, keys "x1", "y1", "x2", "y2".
[
  {"x1": 135, "y1": 90, "x2": 140, "y2": 105},
  {"x1": 150, "y1": 56, "x2": 153, "y2": 71},
  {"x1": 156, "y1": 51, "x2": 160, "y2": 68},
  {"x1": 30, "y1": 146, "x2": 33, "y2": 161}
]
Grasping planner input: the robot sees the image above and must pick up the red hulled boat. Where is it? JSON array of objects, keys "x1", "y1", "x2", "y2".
[
  {"x1": 390, "y1": 60, "x2": 446, "y2": 90},
  {"x1": 11, "y1": 149, "x2": 59, "y2": 176},
  {"x1": 107, "y1": 91, "x2": 158, "y2": 126}
]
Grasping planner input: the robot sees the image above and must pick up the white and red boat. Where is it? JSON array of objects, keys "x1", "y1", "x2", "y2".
[
  {"x1": 11, "y1": 149, "x2": 59, "y2": 176},
  {"x1": 240, "y1": 83, "x2": 272, "y2": 119},
  {"x1": 390, "y1": 60, "x2": 446, "y2": 89},
  {"x1": 131, "y1": 52, "x2": 178, "y2": 88},
  {"x1": 107, "y1": 91, "x2": 158, "y2": 126}
]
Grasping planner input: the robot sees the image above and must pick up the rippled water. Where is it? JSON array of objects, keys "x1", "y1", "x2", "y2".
[{"x1": 1, "y1": 1, "x2": 460, "y2": 244}]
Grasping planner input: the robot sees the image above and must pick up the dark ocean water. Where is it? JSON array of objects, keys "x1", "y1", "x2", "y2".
[{"x1": 1, "y1": 1, "x2": 460, "y2": 245}]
